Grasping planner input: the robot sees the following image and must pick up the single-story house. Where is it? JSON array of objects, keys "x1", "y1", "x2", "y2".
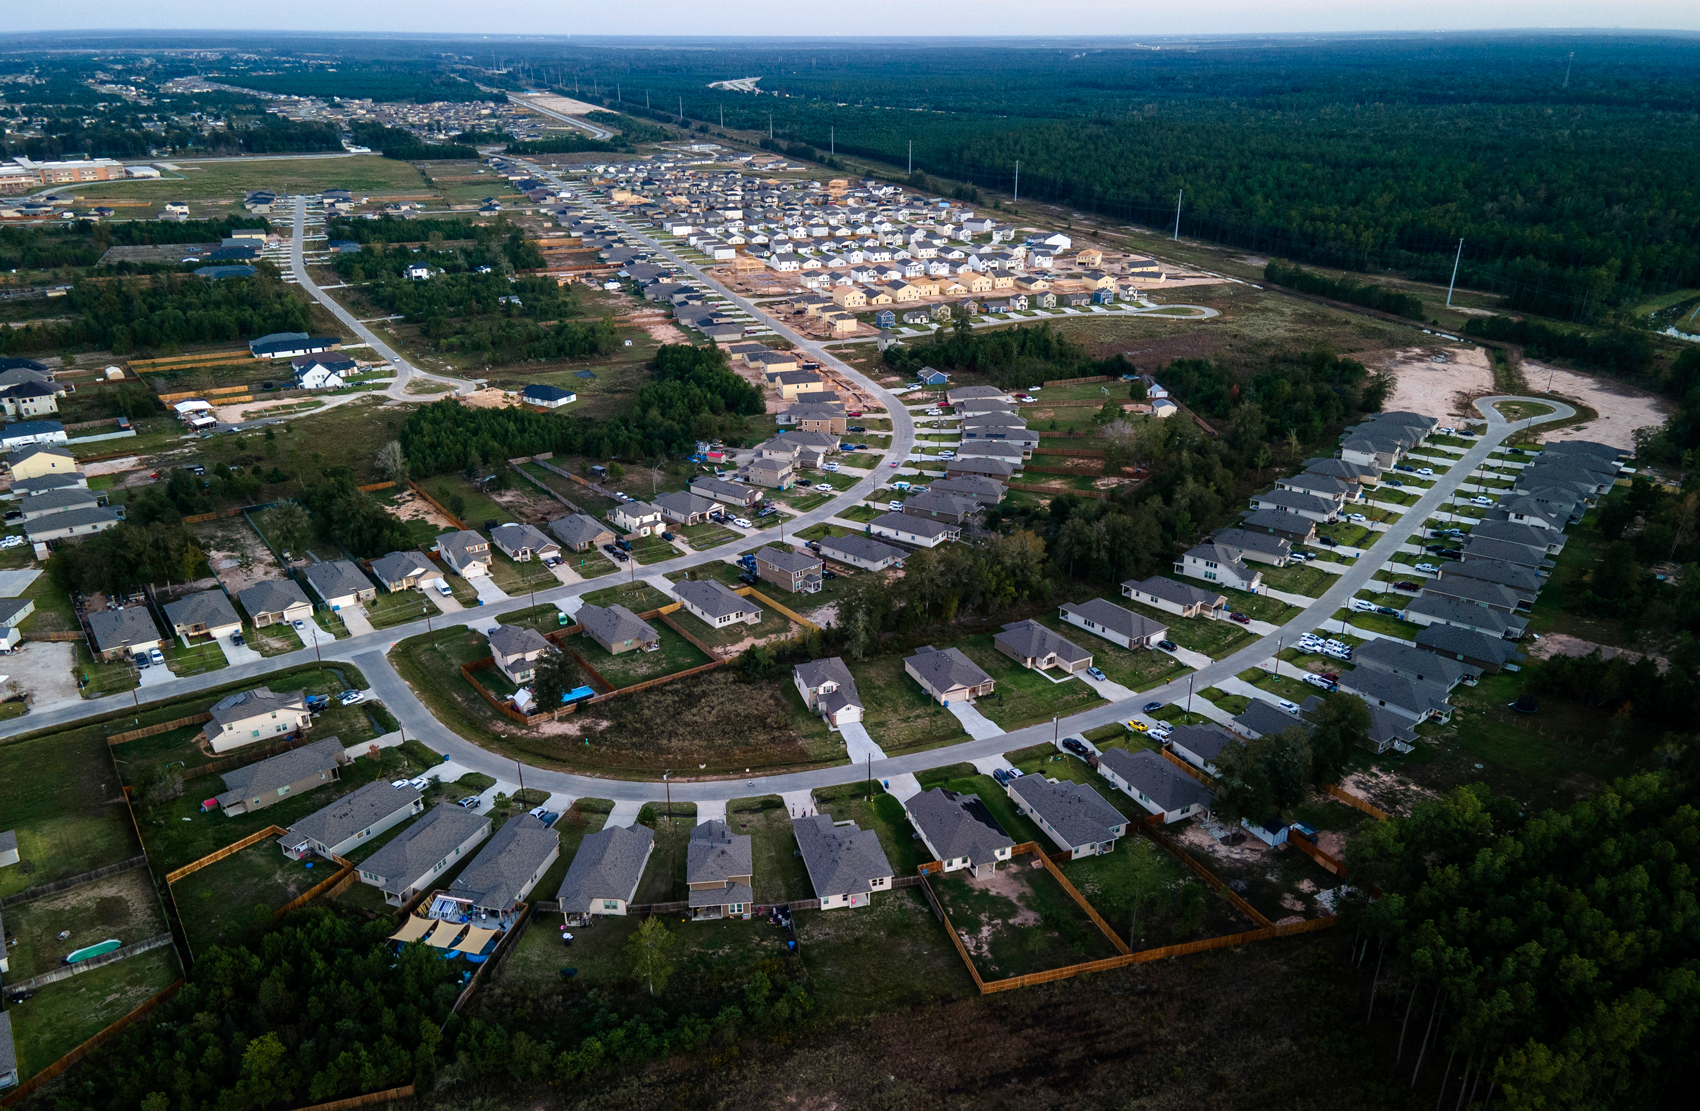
[
  {"x1": 1402, "y1": 594, "x2": 1528, "y2": 640},
  {"x1": 1334, "y1": 667, "x2": 1453, "y2": 725},
  {"x1": 0, "y1": 420, "x2": 67, "y2": 451},
  {"x1": 792, "y1": 657, "x2": 864, "y2": 727},
  {"x1": 901, "y1": 491, "x2": 980, "y2": 524},
  {"x1": 1353, "y1": 637, "x2": 1477, "y2": 692},
  {"x1": 291, "y1": 354, "x2": 356, "y2": 390},
  {"x1": 1121, "y1": 576, "x2": 1229, "y2": 620},
  {"x1": 818, "y1": 532, "x2": 906, "y2": 571},
  {"x1": 86, "y1": 606, "x2": 165, "y2": 662},
  {"x1": 214, "y1": 737, "x2": 347, "y2": 816},
  {"x1": 869, "y1": 511, "x2": 960, "y2": 548},
  {"x1": 238, "y1": 579, "x2": 313, "y2": 627},
  {"x1": 249, "y1": 332, "x2": 341, "y2": 360},
  {"x1": 357, "y1": 803, "x2": 491, "y2": 907},
  {"x1": 521, "y1": 384, "x2": 578, "y2": 409},
  {"x1": 754, "y1": 545, "x2": 823, "y2": 594},
  {"x1": 929, "y1": 474, "x2": 1007, "y2": 507},
  {"x1": 203, "y1": 687, "x2": 314, "y2": 753},
  {"x1": 557, "y1": 823, "x2": 655, "y2": 922},
  {"x1": 994, "y1": 619, "x2": 1094, "y2": 674},
  {"x1": 674, "y1": 578, "x2": 762, "y2": 628},
  {"x1": 1231, "y1": 699, "x2": 1311, "y2": 742},
  {"x1": 653, "y1": 490, "x2": 724, "y2": 527},
  {"x1": 792, "y1": 814, "x2": 894, "y2": 909},
  {"x1": 904, "y1": 645, "x2": 995, "y2": 705},
  {"x1": 279, "y1": 780, "x2": 424, "y2": 861},
  {"x1": 904, "y1": 788, "x2": 1014, "y2": 877},
  {"x1": 609, "y1": 500, "x2": 663, "y2": 536},
  {"x1": 304, "y1": 560, "x2": 377, "y2": 610},
  {"x1": 437, "y1": 530, "x2": 492, "y2": 578},
  {"x1": 1167, "y1": 723, "x2": 1241, "y2": 776},
  {"x1": 487, "y1": 624, "x2": 554, "y2": 685},
  {"x1": 1058, "y1": 598, "x2": 1168, "y2": 649},
  {"x1": 1174, "y1": 542, "x2": 1263, "y2": 592},
  {"x1": 689, "y1": 475, "x2": 764, "y2": 508},
  {"x1": 687, "y1": 820, "x2": 755, "y2": 921},
  {"x1": 550, "y1": 513, "x2": 616, "y2": 552},
  {"x1": 163, "y1": 589, "x2": 242, "y2": 640},
  {"x1": 1006, "y1": 776, "x2": 1128, "y2": 859},
  {"x1": 370, "y1": 551, "x2": 437, "y2": 593},
  {"x1": 1097, "y1": 747, "x2": 1215, "y2": 824},
  {"x1": 23, "y1": 505, "x2": 122, "y2": 544},
  {"x1": 443, "y1": 812, "x2": 560, "y2": 917},
  {"x1": 1413, "y1": 623, "x2": 1524, "y2": 674},
  {"x1": 577, "y1": 603, "x2": 659, "y2": 655},
  {"x1": 490, "y1": 522, "x2": 560, "y2": 563}
]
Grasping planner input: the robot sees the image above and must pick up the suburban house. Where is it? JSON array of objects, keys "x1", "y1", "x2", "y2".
[
  {"x1": 1414, "y1": 623, "x2": 1524, "y2": 674},
  {"x1": 490, "y1": 522, "x2": 560, "y2": 563},
  {"x1": 0, "y1": 598, "x2": 33, "y2": 648},
  {"x1": 609, "y1": 500, "x2": 663, "y2": 536},
  {"x1": 1006, "y1": 776, "x2": 1128, "y2": 858},
  {"x1": 754, "y1": 545, "x2": 823, "y2": 594},
  {"x1": 1237, "y1": 509, "x2": 1318, "y2": 546},
  {"x1": 0, "y1": 420, "x2": 67, "y2": 451},
  {"x1": 792, "y1": 657, "x2": 864, "y2": 727},
  {"x1": 742, "y1": 458, "x2": 796, "y2": 490},
  {"x1": 818, "y1": 532, "x2": 906, "y2": 571},
  {"x1": 1175, "y1": 542, "x2": 1263, "y2": 591},
  {"x1": 901, "y1": 491, "x2": 980, "y2": 524},
  {"x1": 1210, "y1": 528, "x2": 1292, "y2": 567},
  {"x1": 577, "y1": 603, "x2": 660, "y2": 655},
  {"x1": 686, "y1": 820, "x2": 755, "y2": 921},
  {"x1": 438, "y1": 531, "x2": 492, "y2": 578},
  {"x1": 1121, "y1": 576, "x2": 1229, "y2": 620},
  {"x1": 520, "y1": 384, "x2": 577, "y2": 409},
  {"x1": 9, "y1": 471, "x2": 88, "y2": 497},
  {"x1": 356, "y1": 803, "x2": 492, "y2": 907},
  {"x1": 279, "y1": 780, "x2": 424, "y2": 860},
  {"x1": 85, "y1": 607, "x2": 165, "y2": 662},
  {"x1": 23, "y1": 505, "x2": 122, "y2": 545},
  {"x1": 903, "y1": 788, "x2": 1014, "y2": 877},
  {"x1": 1097, "y1": 747, "x2": 1215, "y2": 824},
  {"x1": 1167, "y1": 723, "x2": 1241, "y2": 776},
  {"x1": 930, "y1": 474, "x2": 1007, "y2": 507},
  {"x1": 249, "y1": 332, "x2": 340, "y2": 360},
  {"x1": 993, "y1": 619, "x2": 1094, "y2": 674},
  {"x1": 444, "y1": 813, "x2": 560, "y2": 916},
  {"x1": 1231, "y1": 700, "x2": 1311, "y2": 741},
  {"x1": 549, "y1": 513, "x2": 616, "y2": 552},
  {"x1": 203, "y1": 687, "x2": 313, "y2": 753},
  {"x1": 238, "y1": 579, "x2": 313, "y2": 627},
  {"x1": 1402, "y1": 594, "x2": 1528, "y2": 639},
  {"x1": 1058, "y1": 598, "x2": 1168, "y2": 649},
  {"x1": 1335, "y1": 667, "x2": 1453, "y2": 724},
  {"x1": 792, "y1": 814, "x2": 894, "y2": 909},
  {"x1": 1248, "y1": 489, "x2": 1339, "y2": 522},
  {"x1": 291, "y1": 353, "x2": 356, "y2": 390},
  {"x1": 869, "y1": 511, "x2": 960, "y2": 548},
  {"x1": 163, "y1": 589, "x2": 243, "y2": 640},
  {"x1": 370, "y1": 551, "x2": 436, "y2": 593},
  {"x1": 557, "y1": 823, "x2": 655, "y2": 922},
  {"x1": 904, "y1": 645, "x2": 995, "y2": 705},
  {"x1": 674, "y1": 579, "x2": 762, "y2": 628},
  {"x1": 1276, "y1": 472, "x2": 1357, "y2": 504},
  {"x1": 487, "y1": 624, "x2": 554, "y2": 685},
  {"x1": 653, "y1": 490, "x2": 724, "y2": 526},
  {"x1": 689, "y1": 475, "x2": 764, "y2": 508},
  {"x1": 214, "y1": 737, "x2": 346, "y2": 816},
  {"x1": 304, "y1": 560, "x2": 377, "y2": 610},
  {"x1": 0, "y1": 829, "x2": 16, "y2": 869},
  {"x1": 944, "y1": 457, "x2": 1018, "y2": 481},
  {"x1": 1354, "y1": 637, "x2": 1478, "y2": 691}
]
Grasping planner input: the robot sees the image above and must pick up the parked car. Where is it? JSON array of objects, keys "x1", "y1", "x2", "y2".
[
  {"x1": 1348, "y1": 512, "x2": 1369, "y2": 523},
  {"x1": 822, "y1": 569, "x2": 838, "y2": 580},
  {"x1": 1426, "y1": 544, "x2": 1450, "y2": 553},
  {"x1": 391, "y1": 779, "x2": 411, "y2": 789},
  {"x1": 1416, "y1": 468, "x2": 1435, "y2": 476},
  {"x1": 847, "y1": 426, "x2": 866, "y2": 433},
  {"x1": 815, "y1": 483, "x2": 835, "y2": 492},
  {"x1": 1318, "y1": 536, "x2": 1339, "y2": 548},
  {"x1": 1302, "y1": 673, "x2": 1335, "y2": 690},
  {"x1": 1289, "y1": 550, "x2": 1309, "y2": 562},
  {"x1": 889, "y1": 461, "x2": 900, "y2": 468},
  {"x1": 1155, "y1": 641, "x2": 1177, "y2": 652},
  {"x1": 1395, "y1": 464, "x2": 1416, "y2": 473},
  {"x1": 135, "y1": 653, "x2": 151, "y2": 669},
  {"x1": 601, "y1": 543, "x2": 618, "y2": 554},
  {"x1": 1230, "y1": 612, "x2": 1252, "y2": 625},
  {"x1": 822, "y1": 461, "x2": 841, "y2": 471},
  {"x1": 436, "y1": 581, "x2": 453, "y2": 597},
  {"x1": 338, "y1": 689, "x2": 364, "y2": 706},
  {"x1": 407, "y1": 775, "x2": 433, "y2": 791},
  {"x1": 1126, "y1": 719, "x2": 1149, "y2": 733},
  {"x1": 661, "y1": 531, "x2": 675, "y2": 541},
  {"x1": 1393, "y1": 580, "x2": 1422, "y2": 591},
  {"x1": 1350, "y1": 598, "x2": 1379, "y2": 613},
  {"x1": 1440, "y1": 548, "x2": 1462, "y2": 559},
  {"x1": 1086, "y1": 666, "x2": 1107, "y2": 682},
  {"x1": 149, "y1": 647, "x2": 164, "y2": 665},
  {"x1": 458, "y1": 796, "x2": 482, "y2": 809},
  {"x1": 1277, "y1": 699, "x2": 1302, "y2": 714},
  {"x1": 1377, "y1": 606, "x2": 1402, "y2": 617},
  {"x1": 738, "y1": 573, "x2": 759, "y2": 586},
  {"x1": 1143, "y1": 701, "x2": 1165, "y2": 714},
  {"x1": 1061, "y1": 737, "x2": 1089, "y2": 756},
  {"x1": 732, "y1": 517, "x2": 753, "y2": 528},
  {"x1": 230, "y1": 632, "x2": 245, "y2": 646},
  {"x1": 992, "y1": 768, "x2": 1012, "y2": 785},
  {"x1": 1387, "y1": 479, "x2": 1403, "y2": 487},
  {"x1": 1415, "y1": 562, "x2": 1441, "y2": 574},
  {"x1": 611, "y1": 550, "x2": 630, "y2": 562},
  {"x1": 615, "y1": 539, "x2": 633, "y2": 552},
  {"x1": 0, "y1": 536, "x2": 24, "y2": 549},
  {"x1": 888, "y1": 500, "x2": 903, "y2": 511},
  {"x1": 2, "y1": 510, "x2": 22, "y2": 522},
  {"x1": 1471, "y1": 496, "x2": 1494, "y2": 507}
]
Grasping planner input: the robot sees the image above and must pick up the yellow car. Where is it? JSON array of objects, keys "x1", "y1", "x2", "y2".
[{"x1": 1126, "y1": 720, "x2": 1149, "y2": 733}]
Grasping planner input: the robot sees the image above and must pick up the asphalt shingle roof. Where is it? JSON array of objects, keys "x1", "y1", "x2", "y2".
[
  {"x1": 216, "y1": 737, "x2": 345, "y2": 808},
  {"x1": 163, "y1": 589, "x2": 240, "y2": 631},
  {"x1": 1008, "y1": 776, "x2": 1126, "y2": 848},
  {"x1": 674, "y1": 578, "x2": 755, "y2": 620},
  {"x1": 793, "y1": 814, "x2": 893, "y2": 898},
  {"x1": 304, "y1": 560, "x2": 372, "y2": 602},
  {"x1": 1097, "y1": 747, "x2": 1215, "y2": 814},
  {"x1": 557, "y1": 824, "x2": 654, "y2": 912},
  {"x1": 904, "y1": 645, "x2": 993, "y2": 696},
  {"x1": 905, "y1": 788, "x2": 1012, "y2": 868},
  {"x1": 549, "y1": 513, "x2": 613, "y2": 547},
  {"x1": 238, "y1": 578, "x2": 312, "y2": 617},
  {"x1": 361, "y1": 804, "x2": 489, "y2": 896},
  {"x1": 448, "y1": 813, "x2": 559, "y2": 912},
  {"x1": 286, "y1": 780, "x2": 421, "y2": 852},
  {"x1": 86, "y1": 607, "x2": 161, "y2": 653}
]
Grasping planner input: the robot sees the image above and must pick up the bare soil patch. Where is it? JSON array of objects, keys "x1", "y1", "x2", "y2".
[
  {"x1": 388, "y1": 489, "x2": 455, "y2": 530},
  {"x1": 1523, "y1": 361, "x2": 1672, "y2": 451},
  {"x1": 1375, "y1": 345, "x2": 1494, "y2": 420},
  {"x1": 1526, "y1": 631, "x2": 1668, "y2": 672},
  {"x1": 1341, "y1": 767, "x2": 1437, "y2": 817},
  {"x1": 194, "y1": 517, "x2": 285, "y2": 594},
  {"x1": 459, "y1": 388, "x2": 521, "y2": 410}
]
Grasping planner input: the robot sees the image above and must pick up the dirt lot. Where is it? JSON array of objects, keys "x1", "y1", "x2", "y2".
[
  {"x1": 389, "y1": 488, "x2": 456, "y2": 530},
  {"x1": 5, "y1": 641, "x2": 80, "y2": 712},
  {"x1": 1526, "y1": 631, "x2": 1669, "y2": 672},
  {"x1": 1525, "y1": 361, "x2": 1672, "y2": 451},
  {"x1": 195, "y1": 517, "x2": 286, "y2": 595},
  {"x1": 1375, "y1": 345, "x2": 1494, "y2": 420},
  {"x1": 1, "y1": 866, "x2": 168, "y2": 980}
]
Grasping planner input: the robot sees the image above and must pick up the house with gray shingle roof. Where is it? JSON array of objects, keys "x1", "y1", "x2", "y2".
[
  {"x1": 1167, "y1": 723, "x2": 1240, "y2": 774},
  {"x1": 303, "y1": 560, "x2": 376, "y2": 609},
  {"x1": 993, "y1": 619, "x2": 1093, "y2": 674},
  {"x1": 1248, "y1": 488, "x2": 1338, "y2": 522},
  {"x1": 237, "y1": 579, "x2": 313, "y2": 627},
  {"x1": 446, "y1": 813, "x2": 559, "y2": 916},
  {"x1": 438, "y1": 530, "x2": 492, "y2": 577},
  {"x1": 86, "y1": 606, "x2": 164, "y2": 662},
  {"x1": 818, "y1": 532, "x2": 906, "y2": 571},
  {"x1": 687, "y1": 820, "x2": 754, "y2": 920},
  {"x1": 203, "y1": 687, "x2": 313, "y2": 753},
  {"x1": 370, "y1": 551, "x2": 436, "y2": 593},
  {"x1": 490, "y1": 522, "x2": 560, "y2": 563},
  {"x1": 904, "y1": 645, "x2": 995, "y2": 704},
  {"x1": 754, "y1": 545, "x2": 822, "y2": 593},
  {"x1": 557, "y1": 823, "x2": 655, "y2": 921},
  {"x1": 1414, "y1": 623, "x2": 1523, "y2": 674},
  {"x1": 279, "y1": 779, "x2": 424, "y2": 860},
  {"x1": 1096, "y1": 747, "x2": 1215, "y2": 824},
  {"x1": 15, "y1": 485, "x2": 98, "y2": 519},
  {"x1": 1058, "y1": 598, "x2": 1168, "y2": 649},
  {"x1": 549, "y1": 513, "x2": 615, "y2": 552},
  {"x1": 214, "y1": 737, "x2": 346, "y2": 816},
  {"x1": 0, "y1": 1010, "x2": 16, "y2": 1091},
  {"x1": 1210, "y1": 527, "x2": 1292, "y2": 567},
  {"x1": 577, "y1": 603, "x2": 659, "y2": 655},
  {"x1": 356, "y1": 803, "x2": 491, "y2": 906},
  {"x1": 792, "y1": 657, "x2": 863, "y2": 726},
  {"x1": 869, "y1": 511, "x2": 960, "y2": 548},
  {"x1": 1335, "y1": 667, "x2": 1453, "y2": 725},
  {"x1": 1006, "y1": 776, "x2": 1128, "y2": 859},
  {"x1": 903, "y1": 788, "x2": 1013, "y2": 877},
  {"x1": 674, "y1": 578, "x2": 761, "y2": 628},
  {"x1": 1120, "y1": 576, "x2": 1228, "y2": 620},
  {"x1": 487, "y1": 624, "x2": 553, "y2": 684},
  {"x1": 653, "y1": 490, "x2": 723, "y2": 526},
  {"x1": 1175, "y1": 542, "x2": 1263, "y2": 591},
  {"x1": 1230, "y1": 699, "x2": 1311, "y2": 742},
  {"x1": 163, "y1": 589, "x2": 242, "y2": 640},
  {"x1": 23, "y1": 505, "x2": 122, "y2": 544},
  {"x1": 792, "y1": 813, "x2": 894, "y2": 909}
]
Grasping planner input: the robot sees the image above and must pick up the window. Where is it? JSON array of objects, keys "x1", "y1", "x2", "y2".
[
  {"x1": 251, "y1": 729, "x2": 260, "y2": 738},
  {"x1": 278, "y1": 785, "x2": 290, "y2": 796},
  {"x1": 602, "y1": 899, "x2": 619, "y2": 911}
]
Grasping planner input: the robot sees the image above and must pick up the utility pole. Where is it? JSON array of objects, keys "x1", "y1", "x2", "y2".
[
  {"x1": 1186, "y1": 673, "x2": 1194, "y2": 714},
  {"x1": 1013, "y1": 160, "x2": 1019, "y2": 202},
  {"x1": 769, "y1": 112, "x2": 773, "y2": 139},
  {"x1": 907, "y1": 140, "x2": 912, "y2": 175},
  {"x1": 645, "y1": 90, "x2": 650, "y2": 108},
  {"x1": 516, "y1": 759, "x2": 525, "y2": 804},
  {"x1": 866, "y1": 752, "x2": 872, "y2": 801},
  {"x1": 1446, "y1": 239, "x2": 1464, "y2": 307},
  {"x1": 1273, "y1": 636, "x2": 1283, "y2": 679},
  {"x1": 1173, "y1": 189, "x2": 1183, "y2": 241},
  {"x1": 1563, "y1": 52, "x2": 1574, "y2": 88},
  {"x1": 720, "y1": 104, "x2": 724, "y2": 128},
  {"x1": 830, "y1": 126, "x2": 834, "y2": 155},
  {"x1": 663, "y1": 771, "x2": 672, "y2": 830}
]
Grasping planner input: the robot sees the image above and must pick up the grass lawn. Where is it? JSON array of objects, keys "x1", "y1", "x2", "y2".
[
  {"x1": 363, "y1": 589, "x2": 440, "y2": 630},
  {"x1": 1256, "y1": 562, "x2": 1339, "y2": 598},
  {"x1": 159, "y1": 636, "x2": 230, "y2": 678},
  {"x1": 5, "y1": 947, "x2": 182, "y2": 1082},
  {"x1": 245, "y1": 619, "x2": 305, "y2": 657},
  {"x1": 929, "y1": 858, "x2": 1123, "y2": 980},
  {"x1": 625, "y1": 534, "x2": 677, "y2": 565},
  {"x1": 0, "y1": 729, "x2": 139, "y2": 898},
  {"x1": 953, "y1": 635, "x2": 1106, "y2": 731},
  {"x1": 592, "y1": 622, "x2": 711, "y2": 687},
  {"x1": 1035, "y1": 615, "x2": 1191, "y2": 692},
  {"x1": 847, "y1": 654, "x2": 970, "y2": 753},
  {"x1": 561, "y1": 547, "x2": 620, "y2": 579},
  {"x1": 1201, "y1": 687, "x2": 1252, "y2": 715},
  {"x1": 727, "y1": 797, "x2": 814, "y2": 904},
  {"x1": 1245, "y1": 668, "x2": 1323, "y2": 706},
  {"x1": 580, "y1": 582, "x2": 671, "y2": 611},
  {"x1": 76, "y1": 642, "x2": 140, "y2": 698},
  {"x1": 487, "y1": 550, "x2": 560, "y2": 595},
  {"x1": 999, "y1": 752, "x2": 1149, "y2": 823},
  {"x1": 1329, "y1": 608, "x2": 1421, "y2": 640},
  {"x1": 0, "y1": 866, "x2": 168, "y2": 980},
  {"x1": 911, "y1": 770, "x2": 1046, "y2": 845},
  {"x1": 173, "y1": 838, "x2": 325, "y2": 953},
  {"x1": 1219, "y1": 587, "x2": 1302, "y2": 624},
  {"x1": 794, "y1": 886, "x2": 976, "y2": 1019},
  {"x1": 71, "y1": 155, "x2": 430, "y2": 212},
  {"x1": 837, "y1": 504, "x2": 880, "y2": 523},
  {"x1": 426, "y1": 475, "x2": 511, "y2": 531},
  {"x1": 1118, "y1": 597, "x2": 1255, "y2": 658}
]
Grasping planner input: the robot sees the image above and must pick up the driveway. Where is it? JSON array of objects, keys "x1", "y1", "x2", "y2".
[
  {"x1": 470, "y1": 577, "x2": 509, "y2": 605},
  {"x1": 339, "y1": 608, "x2": 376, "y2": 637},
  {"x1": 217, "y1": 633, "x2": 263, "y2": 666},
  {"x1": 838, "y1": 720, "x2": 888, "y2": 763},
  {"x1": 0, "y1": 569, "x2": 41, "y2": 597},
  {"x1": 5, "y1": 641, "x2": 80, "y2": 712},
  {"x1": 137, "y1": 661, "x2": 175, "y2": 687},
  {"x1": 427, "y1": 584, "x2": 464, "y2": 613},
  {"x1": 1077, "y1": 672, "x2": 1136, "y2": 702},
  {"x1": 948, "y1": 701, "x2": 1004, "y2": 740},
  {"x1": 1163, "y1": 644, "x2": 1215, "y2": 669}
]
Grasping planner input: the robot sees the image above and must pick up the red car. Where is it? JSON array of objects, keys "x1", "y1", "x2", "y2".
[
  {"x1": 847, "y1": 410, "x2": 863, "y2": 417},
  {"x1": 1230, "y1": 612, "x2": 1252, "y2": 625}
]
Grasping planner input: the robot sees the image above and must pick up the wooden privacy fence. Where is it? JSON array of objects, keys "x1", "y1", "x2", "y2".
[
  {"x1": 1140, "y1": 823, "x2": 1273, "y2": 929},
  {"x1": 1042, "y1": 374, "x2": 1115, "y2": 387},
  {"x1": 1007, "y1": 481, "x2": 1107, "y2": 500},
  {"x1": 286, "y1": 1084, "x2": 415, "y2": 1111},
  {"x1": 406, "y1": 479, "x2": 470, "y2": 531},
  {"x1": 1023, "y1": 463, "x2": 1106, "y2": 478},
  {"x1": 165, "y1": 824, "x2": 287, "y2": 884},
  {"x1": 1287, "y1": 829, "x2": 1348, "y2": 877},
  {"x1": 451, "y1": 903, "x2": 532, "y2": 1014},
  {"x1": 1032, "y1": 446, "x2": 1109, "y2": 458},
  {"x1": 1160, "y1": 747, "x2": 1215, "y2": 785},
  {"x1": 158, "y1": 383, "x2": 252, "y2": 402},
  {"x1": 356, "y1": 481, "x2": 396, "y2": 493},
  {"x1": 3, "y1": 934, "x2": 175, "y2": 995},
  {"x1": 1325, "y1": 783, "x2": 1390, "y2": 820},
  {"x1": 181, "y1": 504, "x2": 252, "y2": 525},
  {"x1": 0, "y1": 980, "x2": 185, "y2": 1108},
  {"x1": 27, "y1": 630, "x2": 84, "y2": 642},
  {"x1": 736, "y1": 585, "x2": 822, "y2": 633},
  {"x1": 0, "y1": 856, "x2": 148, "y2": 908},
  {"x1": 276, "y1": 855, "x2": 355, "y2": 917},
  {"x1": 109, "y1": 712, "x2": 212, "y2": 744}
]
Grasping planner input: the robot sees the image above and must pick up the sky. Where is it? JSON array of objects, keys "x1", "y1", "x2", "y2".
[{"x1": 5, "y1": 1, "x2": 1700, "y2": 37}]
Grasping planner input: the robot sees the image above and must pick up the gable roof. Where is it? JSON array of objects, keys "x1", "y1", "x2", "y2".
[
  {"x1": 448, "y1": 813, "x2": 559, "y2": 912},
  {"x1": 521, "y1": 383, "x2": 576, "y2": 403},
  {"x1": 1211, "y1": 528, "x2": 1292, "y2": 560},
  {"x1": 905, "y1": 645, "x2": 993, "y2": 695},
  {"x1": 487, "y1": 623, "x2": 552, "y2": 659},
  {"x1": 1097, "y1": 747, "x2": 1216, "y2": 813},
  {"x1": 238, "y1": 578, "x2": 311, "y2": 617},
  {"x1": 360, "y1": 803, "x2": 489, "y2": 895},
  {"x1": 86, "y1": 607, "x2": 162, "y2": 652},
  {"x1": 818, "y1": 532, "x2": 906, "y2": 565},
  {"x1": 304, "y1": 560, "x2": 372, "y2": 601},
  {"x1": 673, "y1": 578, "x2": 753, "y2": 620},
  {"x1": 687, "y1": 819, "x2": 753, "y2": 884},
  {"x1": 438, "y1": 530, "x2": 490, "y2": 562},
  {"x1": 1414, "y1": 622, "x2": 1524, "y2": 667},
  {"x1": 792, "y1": 813, "x2": 893, "y2": 896},
  {"x1": 577, "y1": 603, "x2": 657, "y2": 647},
  {"x1": 1233, "y1": 699, "x2": 1311, "y2": 740},
  {"x1": 1335, "y1": 667, "x2": 1451, "y2": 718},
  {"x1": 871, "y1": 511, "x2": 958, "y2": 540},
  {"x1": 370, "y1": 550, "x2": 432, "y2": 584},
  {"x1": 557, "y1": 823, "x2": 655, "y2": 912},
  {"x1": 994, "y1": 619, "x2": 1092, "y2": 665},
  {"x1": 1059, "y1": 597, "x2": 1166, "y2": 642},
  {"x1": 653, "y1": 490, "x2": 720, "y2": 517},
  {"x1": 1122, "y1": 575, "x2": 1227, "y2": 609},
  {"x1": 1353, "y1": 637, "x2": 1475, "y2": 686},
  {"x1": 216, "y1": 737, "x2": 346, "y2": 808},
  {"x1": 1007, "y1": 776, "x2": 1126, "y2": 847},
  {"x1": 163, "y1": 589, "x2": 240, "y2": 630},
  {"x1": 905, "y1": 787, "x2": 1013, "y2": 867},
  {"x1": 549, "y1": 513, "x2": 613, "y2": 547},
  {"x1": 755, "y1": 545, "x2": 820, "y2": 574},
  {"x1": 1168, "y1": 723, "x2": 1241, "y2": 764},
  {"x1": 208, "y1": 686, "x2": 308, "y2": 727},
  {"x1": 287, "y1": 779, "x2": 421, "y2": 850},
  {"x1": 490, "y1": 522, "x2": 557, "y2": 554},
  {"x1": 1404, "y1": 594, "x2": 1527, "y2": 636}
]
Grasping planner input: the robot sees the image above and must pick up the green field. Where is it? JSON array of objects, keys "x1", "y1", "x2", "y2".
[
  {"x1": 73, "y1": 155, "x2": 434, "y2": 216},
  {"x1": 4, "y1": 947, "x2": 182, "y2": 1082},
  {"x1": 0, "y1": 730, "x2": 139, "y2": 898}
]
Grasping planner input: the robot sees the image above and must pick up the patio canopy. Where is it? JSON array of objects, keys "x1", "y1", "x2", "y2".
[
  {"x1": 452, "y1": 926, "x2": 500, "y2": 956},
  {"x1": 424, "y1": 922, "x2": 466, "y2": 949},
  {"x1": 389, "y1": 916, "x2": 432, "y2": 943}
]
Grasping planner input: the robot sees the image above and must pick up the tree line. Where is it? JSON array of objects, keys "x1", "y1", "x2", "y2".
[
  {"x1": 0, "y1": 217, "x2": 270, "y2": 272},
  {"x1": 349, "y1": 121, "x2": 477, "y2": 162},
  {"x1": 1265, "y1": 261, "x2": 1425, "y2": 319},
  {"x1": 883, "y1": 320, "x2": 1134, "y2": 389}
]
